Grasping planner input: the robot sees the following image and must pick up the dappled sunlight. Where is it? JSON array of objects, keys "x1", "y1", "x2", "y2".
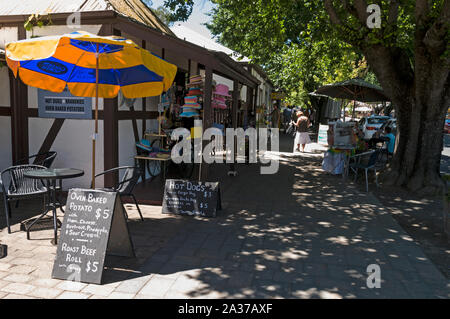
[{"x1": 1, "y1": 135, "x2": 448, "y2": 299}]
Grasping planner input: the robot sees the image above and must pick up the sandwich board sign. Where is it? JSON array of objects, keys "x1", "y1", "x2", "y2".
[
  {"x1": 317, "y1": 124, "x2": 329, "y2": 145},
  {"x1": 52, "y1": 189, "x2": 134, "y2": 285},
  {"x1": 162, "y1": 179, "x2": 222, "y2": 218}
]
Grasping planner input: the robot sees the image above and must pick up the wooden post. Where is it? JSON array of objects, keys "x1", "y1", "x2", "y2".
[
  {"x1": 200, "y1": 66, "x2": 213, "y2": 181},
  {"x1": 9, "y1": 26, "x2": 28, "y2": 165},
  {"x1": 230, "y1": 80, "x2": 239, "y2": 171}
]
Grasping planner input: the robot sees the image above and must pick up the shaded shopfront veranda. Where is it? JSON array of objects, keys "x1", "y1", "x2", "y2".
[{"x1": 0, "y1": 3, "x2": 260, "y2": 205}]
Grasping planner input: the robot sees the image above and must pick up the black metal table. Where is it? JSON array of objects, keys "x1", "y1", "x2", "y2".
[{"x1": 24, "y1": 168, "x2": 84, "y2": 245}]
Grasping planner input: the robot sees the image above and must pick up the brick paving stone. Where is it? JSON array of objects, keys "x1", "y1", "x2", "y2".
[
  {"x1": 138, "y1": 276, "x2": 176, "y2": 297},
  {"x1": 3, "y1": 273, "x2": 33, "y2": 283},
  {"x1": 114, "y1": 275, "x2": 152, "y2": 294},
  {"x1": 0, "y1": 280, "x2": 10, "y2": 290},
  {"x1": 227, "y1": 270, "x2": 254, "y2": 287},
  {"x1": 29, "y1": 287, "x2": 63, "y2": 299},
  {"x1": 134, "y1": 293, "x2": 163, "y2": 299},
  {"x1": 55, "y1": 281, "x2": 87, "y2": 292},
  {"x1": 170, "y1": 276, "x2": 201, "y2": 294},
  {"x1": 9, "y1": 257, "x2": 38, "y2": 266},
  {"x1": 164, "y1": 290, "x2": 191, "y2": 299},
  {"x1": 0, "y1": 263, "x2": 12, "y2": 271},
  {"x1": 82, "y1": 284, "x2": 116, "y2": 297},
  {"x1": 57, "y1": 291, "x2": 90, "y2": 299},
  {"x1": 107, "y1": 292, "x2": 135, "y2": 299},
  {"x1": 1, "y1": 282, "x2": 36, "y2": 295},
  {"x1": 3, "y1": 293, "x2": 38, "y2": 299},
  {"x1": 30, "y1": 278, "x2": 62, "y2": 288},
  {"x1": 15, "y1": 250, "x2": 35, "y2": 258},
  {"x1": 7, "y1": 265, "x2": 36, "y2": 274},
  {"x1": 1, "y1": 137, "x2": 448, "y2": 299}
]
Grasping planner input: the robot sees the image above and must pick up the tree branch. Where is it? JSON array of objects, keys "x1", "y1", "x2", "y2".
[
  {"x1": 353, "y1": 0, "x2": 369, "y2": 25},
  {"x1": 423, "y1": 0, "x2": 450, "y2": 57},
  {"x1": 324, "y1": 0, "x2": 342, "y2": 25},
  {"x1": 387, "y1": 0, "x2": 400, "y2": 25},
  {"x1": 340, "y1": 0, "x2": 358, "y2": 18},
  {"x1": 415, "y1": 0, "x2": 429, "y2": 25}
]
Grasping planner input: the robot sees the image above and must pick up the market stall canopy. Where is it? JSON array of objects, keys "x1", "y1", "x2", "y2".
[{"x1": 314, "y1": 78, "x2": 390, "y2": 102}]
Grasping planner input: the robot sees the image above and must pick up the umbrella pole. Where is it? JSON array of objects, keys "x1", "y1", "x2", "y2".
[{"x1": 92, "y1": 43, "x2": 99, "y2": 189}]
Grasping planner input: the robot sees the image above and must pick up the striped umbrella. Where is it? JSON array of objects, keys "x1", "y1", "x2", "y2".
[{"x1": 6, "y1": 31, "x2": 177, "y2": 187}]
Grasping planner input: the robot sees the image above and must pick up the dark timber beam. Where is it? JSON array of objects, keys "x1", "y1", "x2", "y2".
[
  {"x1": 9, "y1": 26, "x2": 28, "y2": 165},
  {"x1": 36, "y1": 119, "x2": 65, "y2": 155},
  {"x1": 0, "y1": 107, "x2": 11, "y2": 116},
  {"x1": 103, "y1": 97, "x2": 119, "y2": 188}
]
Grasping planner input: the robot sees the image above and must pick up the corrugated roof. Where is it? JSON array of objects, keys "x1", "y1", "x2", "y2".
[
  {"x1": 108, "y1": 0, "x2": 174, "y2": 35},
  {"x1": 0, "y1": 0, "x2": 174, "y2": 35},
  {"x1": 0, "y1": 0, "x2": 111, "y2": 15},
  {"x1": 171, "y1": 24, "x2": 250, "y2": 63}
]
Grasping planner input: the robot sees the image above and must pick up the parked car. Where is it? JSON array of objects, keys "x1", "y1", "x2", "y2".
[
  {"x1": 358, "y1": 115, "x2": 391, "y2": 140},
  {"x1": 445, "y1": 119, "x2": 450, "y2": 134}
]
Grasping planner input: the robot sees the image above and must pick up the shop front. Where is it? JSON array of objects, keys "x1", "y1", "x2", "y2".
[{"x1": 0, "y1": 6, "x2": 260, "y2": 205}]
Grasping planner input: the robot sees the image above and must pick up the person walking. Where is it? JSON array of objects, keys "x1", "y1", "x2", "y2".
[
  {"x1": 292, "y1": 110, "x2": 311, "y2": 152},
  {"x1": 269, "y1": 104, "x2": 281, "y2": 129}
]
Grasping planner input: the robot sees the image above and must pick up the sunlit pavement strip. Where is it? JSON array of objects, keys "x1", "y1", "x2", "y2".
[{"x1": 0, "y1": 138, "x2": 449, "y2": 299}]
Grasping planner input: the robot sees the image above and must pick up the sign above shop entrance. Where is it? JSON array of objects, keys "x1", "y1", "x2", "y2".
[{"x1": 38, "y1": 87, "x2": 92, "y2": 119}]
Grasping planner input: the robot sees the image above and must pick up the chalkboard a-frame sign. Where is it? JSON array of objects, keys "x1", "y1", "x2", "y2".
[
  {"x1": 51, "y1": 189, "x2": 134, "y2": 285},
  {"x1": 162, "y1": 179, "x2": 222, "y2": 218}
]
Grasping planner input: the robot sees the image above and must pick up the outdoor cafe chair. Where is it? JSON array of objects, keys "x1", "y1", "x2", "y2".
[
  {"x1": 15, "y1": 151, "x2": 57, "y2": 168},
  {"x1": 13, "y1": 151, "x2": 65, "y2": 210},
  {"x1": 91, "y1": 166, "x2": 144, "y2": 221},
  {"x1": 0, "y1": 164, "x2": 48, "y2": 234},
  {"x1": 349, "y1": 150, "x2": 381, "y2": 192}
]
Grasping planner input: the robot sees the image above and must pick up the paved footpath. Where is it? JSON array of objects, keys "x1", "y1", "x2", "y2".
[{"x1": 0, "y1": 137, "x2": 449, "y2": 299}]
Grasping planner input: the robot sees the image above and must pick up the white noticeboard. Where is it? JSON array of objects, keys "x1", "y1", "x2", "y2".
[
  {"x1": 333, "y1": 122, "x2": 355, "y2": 148},
  {"x1": 317, "y1": 124, "x2": 329, "y2": 145}
]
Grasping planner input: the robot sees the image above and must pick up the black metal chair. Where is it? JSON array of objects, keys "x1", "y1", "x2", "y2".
[
  {"x1": 91, "y1": 166, "x2": 144, "y2": 221},
  {"x1": 14, "y1": 151, "x2": 63, "y2": 210},
  {"x1": 0, "y1": 165, "x2": 48, "y2": 234},
  {"x1": 15, "y1": 151, "x2": 57, "y2": 168}
]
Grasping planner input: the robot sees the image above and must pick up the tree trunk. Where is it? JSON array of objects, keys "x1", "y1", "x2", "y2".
[
  {"x1": 385, "y1": 98, "x2": 447, "y2": 196},
  {"x1": 363, "y1": 46, "x2": 449, "y2": 196}
]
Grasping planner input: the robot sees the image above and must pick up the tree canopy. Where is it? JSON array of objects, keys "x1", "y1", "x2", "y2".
[
  {"x1": 161, "y1": 0, "x2": 385, "y2": 106},
  {"x1": 162, "y1": 0, "x2": 450, "y2": 194}
]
